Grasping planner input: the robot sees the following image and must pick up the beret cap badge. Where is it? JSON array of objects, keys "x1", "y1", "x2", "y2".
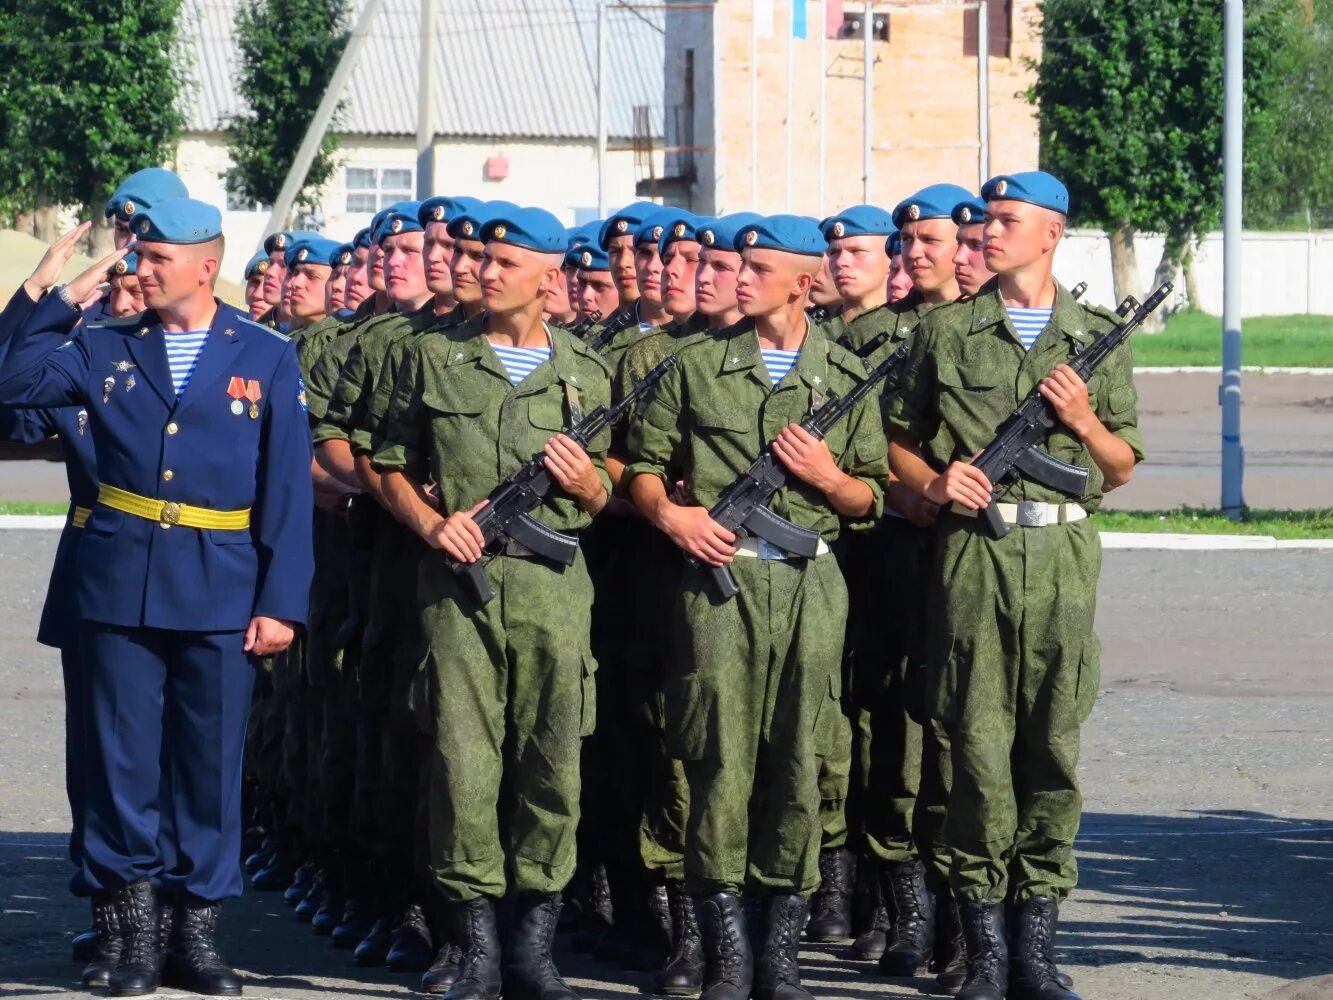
[
  {"x1": 907, "y1": 204, "x2": 921, "y2": 221},
  {"x1": 123, "y1": 201, "x2": 136, "y2": 217},
  {"x1": 390, "y1": 218, "x2": 403, "y2": 234},
  {"x1": 493, "y1": 224, "x2": 507, "y2": 239},
  {"x1": 744, "y1": 229, "x2": 758, "y2": 246},
  {"x1": 831, "y1": 221, "x2": 845, "y2": 238},
  {"x1": 995, "y1": 179, "x2": 1008, "y2": 196}
]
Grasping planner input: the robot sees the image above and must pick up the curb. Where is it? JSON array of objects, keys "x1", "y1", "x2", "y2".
[
  {"x1": 2, "y1": 517, "x2": 1331, "y2": 551},
  {"x1": 1135, "y1": 365, "x2": 1333, "y2": 375}
]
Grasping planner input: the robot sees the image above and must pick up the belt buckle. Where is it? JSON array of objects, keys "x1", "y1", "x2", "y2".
[
  {"x1": 160, "y1": 501, "x2": 182, "y2": 526},
  {"x1": 756, "y1": 538, "x2": 788, "y2": 561},
  {"x1": 1015, "y1": 500, "x2": 1047, "y2": 528}
]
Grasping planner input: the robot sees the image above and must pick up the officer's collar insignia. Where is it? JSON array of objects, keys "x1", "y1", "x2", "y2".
[
  {"x1": 137, "y1": 326, "x2": 149, "y2": 336},
  {"x1": 224, "y1": 328, "x2": 235, "y2": 337}
]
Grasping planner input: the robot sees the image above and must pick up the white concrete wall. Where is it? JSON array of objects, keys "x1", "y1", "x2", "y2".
[
  {"x1": 1057, "y1": 229, "x2": 1333, "y2": 318},
  {"x1": 175, "y1": 133, "x2": 656, "y2": 283}
]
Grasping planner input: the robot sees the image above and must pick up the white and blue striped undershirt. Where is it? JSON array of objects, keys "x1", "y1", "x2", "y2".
[
  {"x1": 760, "y1": 348, "x2": 799, "y2": 387},
  {"x1": 492, "y1": 344, "x2": 551, "y2": 385},
  {"x1": 164, "y1": 330, "x2": 209, "y2": 395},
  {"x1": 1006, "y1": 307, "x2": 1053, "y2": 351}
]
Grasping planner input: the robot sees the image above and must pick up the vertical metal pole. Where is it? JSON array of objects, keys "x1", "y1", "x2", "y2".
[
  {"x1": 785, "y1": 1, "x2": 795, "y2": 210},
  {"x1": 597, "y1": 0, "x2": 609, "y2": 216},
  {"x1": 415, "y1": 0, "x2": 436, "y2": 198},
  {"x1": 818, "y1": 0, "x2": 827, "y2": 214},
  {"x1": 977, "y1": 0, "x2": 989, "y2": 187},
  {"x1": 752, "y1": 1, "x2": 760, "y2": 206},
  {"x1": 1221, "y1": 0, "x2": 1244, "y2": 517},
  {"x1": 862, "y1": 1, "x2": 873, "y2": 202}
]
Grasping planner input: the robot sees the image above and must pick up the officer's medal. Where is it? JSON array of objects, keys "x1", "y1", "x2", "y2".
[
  {"x1": 244, "y1": 379, "x2": 262, "y2": 419},
  {"x1": 227, "y1": 376, "x2": 246, "y2": 415},
  {"x1": 102, "y1": 376, "x2": 115, "y2": 403},
  {"x1": 124, "y1": 373, "x2": 136, "y2": 393},
  {"x1": 77, "y1": 409, "x2": 87, "y2": 436}
]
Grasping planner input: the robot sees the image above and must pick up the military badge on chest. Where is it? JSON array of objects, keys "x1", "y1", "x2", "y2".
[{"x1": 227, "y1": 376, "x2": 263, "y2": 418}]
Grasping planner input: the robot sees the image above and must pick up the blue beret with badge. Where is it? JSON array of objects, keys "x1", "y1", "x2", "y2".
[
  {"x1": 264, "y1": 229, "x2": 322, "y2": 256},
  {"x1": 352, "y1": 227, "x2": 372, "y2": 250},
  {"x1": 284, "y1": 236, "x2": 342, "y2": 269},
  {"x1": 734, "y1": 214, "x2": 826, "y2": 257},
  {"x1": 599, "y1": 200, "x2": 665, "y2": 250},
  {"x1": 418, "y1": 195, "x2": 484, "y2": 228},
  {"x1": 892, "y1": 184, "x2": 977, "y2": 228},
  {"x1": 567, "y1": 221, "x2": 602, "y2": 249},
  {"x1": 375, "y1": 201, "x2": 425, "y2": 244},
  {"x1": 951, "y1": 193, "x2": 989, "y2": 226},
  {"x1": 131, "y1": 198, "x2": 222, "y2": 245},
  {"x1": 447, "y1": 201, "x2": 518, "y2": 242},
  {"x1": 110, "y1": 252, "x2": 140, "y2": 278},
  {"x1": 633, "y1": 208, "x2": 685, "y2": 249},
  {"x1": 480, "y1": 207, "x2": 568, "y2": 254},
  {"x1": 368, "y1": 207, "x2": 393, "y2": 243},
  {"x1": 658, "y1": 213, "x2": 705, "y2": 255},
  {"x1": 820, "y1": 204, "x2": 897, "y2": 240},
  {"x1": 104, "y1": 167, "x2": 189, "y2": 223},
  {"x1": 332, "y1": 242, "x2": 355, "y2": 267},
  {"x1": 697, "y1": 212, "x2": 763, "y2": 253},
  {"x1": 574, "y1": 242, "x2": 611, "y2": 272},
  {"x1": 981, "y1": 171, "x2": 1069, "y2": 215},
  {"x1": 243, "y1": 251, "x2": 269, "y2": 281}
]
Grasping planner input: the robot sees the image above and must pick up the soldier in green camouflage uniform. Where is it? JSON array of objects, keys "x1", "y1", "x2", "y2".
[
  {"x1": 375, "y1": 208, "x2": 612, "y2": 1000},
  {"x1": 626, "y1": 215, "x2": 887, "y2": 1000},
  {"x1": 888, "y1": 172, "x2": 1142, "y2": 1000}
]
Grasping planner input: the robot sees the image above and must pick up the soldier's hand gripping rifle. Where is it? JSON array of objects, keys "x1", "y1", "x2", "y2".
[
  {"x1": 447, "y1": 354, "x2": 679, "y2": 605},
  {"x1": 690, "y1": 342, "x2": 910, "y2": 601},
  {"x1": 967, "y1": 282, "x2": 1171, "y2": 539}
]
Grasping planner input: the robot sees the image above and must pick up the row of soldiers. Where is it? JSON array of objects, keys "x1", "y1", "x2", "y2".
[{"x1": 9, "y1": 163, "x2": 1141, "y2": 1000}]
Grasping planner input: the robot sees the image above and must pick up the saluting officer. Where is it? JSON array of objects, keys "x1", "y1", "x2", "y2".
[{"x1": 0, "y1": 198, "x2": 314, "y2": 997}]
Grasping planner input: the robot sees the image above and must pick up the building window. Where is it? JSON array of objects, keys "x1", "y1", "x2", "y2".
[
  {"x1": 964, "y1": 0, "x2": 1012, "y2": 58},
  {"x1": 225, "y1": 189, "x2": 269, "y2": 213},
  {"x1": 345, "y1": 166, "x2": 414, "y2": 213}
]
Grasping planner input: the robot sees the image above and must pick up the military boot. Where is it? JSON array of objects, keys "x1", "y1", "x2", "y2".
[
  {"x1": 956, "y1": 901, "x2": 1008, "y2": 1000},
  {"x1": 386, "y1": 901, "x2": 435, "y2": 972},
  {"x1": 654, "y1": 880, "x2": 702, "y2": 996},
  {"x1": 931, "y1": 893, "x2": 967, "y2": 995},
  {"x1": 161, "y1": 894, "x2": 242, "y2": 996},
  {"x1": 571, "y1": 862, "x2": 612, "y2": 954},
  {"x1": 354, "y1": 917, "x2": 394, "y2": 967},
  {"x1": 420, "y1": 897, "x2": 501, "y2": 1000},
  {"x1": 506, "y1": 893, "x2": 579, "y2": 1000},
  {"x1": 804, "y1": 848, "x2": 853, "y2": 942},
  {"x1": 284, "y1": 861, "x2": 317, "y2": 905},
  {"x1": 753, "y1": 895, "x2": 812, "y2": 1000},
  {"x1": 849, "y1": 860, "x2": 889, "y2": 960},
  {"x1": 294, "y1": 870, "x2": 325, "y2": 921},
  {"x1": 878, "y1": 859, "x2": 934, "y2": 976},
  {"x1": 80, "y1": 890, "x2": 124, "y2": 988},
  {"x1": 1008, "y1": 898, "x2": 1080, "y2": 1000},
  {"x1": 107, "y1": 879, "x2": 161, "y2": 997},
  {"x1": 695, "y1": 892, "x2": 753, "y2": 1000},
  {"x1": 242, "y1": 833, "x2": 276, "y2": 876},
  {"x1": 250, "y1": 840, "x2": 296, "y2": 891}
]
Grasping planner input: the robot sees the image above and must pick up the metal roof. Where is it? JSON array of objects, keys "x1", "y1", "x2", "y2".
[{"x1": 179, "y1": 0, "x2": 664, "y2": 140}]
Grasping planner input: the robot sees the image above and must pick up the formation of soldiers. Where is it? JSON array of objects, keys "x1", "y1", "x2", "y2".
[{"x1": 3, "y1": 163, "x2": 1144, "y2": 1000}]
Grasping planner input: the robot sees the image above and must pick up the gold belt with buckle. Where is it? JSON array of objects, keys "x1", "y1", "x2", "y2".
[{"x1": 97, "y1": 484, "x2": 251, "y2": 530}]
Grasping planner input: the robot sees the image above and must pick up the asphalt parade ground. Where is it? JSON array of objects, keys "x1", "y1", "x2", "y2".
[{"x1": 1, "y1": 530, "x2": 1331, "y2": 999}]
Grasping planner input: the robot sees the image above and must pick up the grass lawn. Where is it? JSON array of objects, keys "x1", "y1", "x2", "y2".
[
  {"x1": 0, "y1": 501, "x2": 68, "y2": 516},
  {"x1": 1093, "y1": 506, "x2": 1333, "y2": 539},
  {"x1": 1136, "y1": 313, "x2": 1333, "y2": 368}
]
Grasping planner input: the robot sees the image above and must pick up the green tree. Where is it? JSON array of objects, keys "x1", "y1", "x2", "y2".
[
  {"x1": 0, "y1": 0, "x2": 185, "y2": 247},
  {"x1": 226, "y1": 0, "x2": 350, "y2": 218},
  {"x1": 1028, "y1": 0, "x2": 1292, "y2": 312}
]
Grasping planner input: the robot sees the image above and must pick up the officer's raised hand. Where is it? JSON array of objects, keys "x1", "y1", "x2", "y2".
[
  {"x1": 543, "y1": 433, "x2": 606, "y2": 514},
  {"x1": 63, "y1": 244, "x2": 135, "y2": 311},
  {"x1": 23, "y1": 222, "x2": 93, "y2": 300},
  {"x1": 245, "y1": 616, "x2": 296, "y2": 656},
  {"x1": 430, "y1": 498, "x2": 490, "y2": 564}
]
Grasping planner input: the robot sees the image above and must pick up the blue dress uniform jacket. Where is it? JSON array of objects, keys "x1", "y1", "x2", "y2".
[{"x1": 0, "y1": 298, "x2": 314, "y2": 631}]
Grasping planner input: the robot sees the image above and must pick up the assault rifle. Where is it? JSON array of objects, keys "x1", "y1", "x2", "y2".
[{"x1": 448, "y1": 354, "x2": 679, "y2": 604}]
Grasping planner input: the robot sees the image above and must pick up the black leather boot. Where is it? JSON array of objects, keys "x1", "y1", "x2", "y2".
[
  {"x1": 613, "y1": 880, "x2": 672, "y2": 971},
  {"x1": 294, "y1": 871, "x2": 325, "y2": 921},
  {"x1": 250, "y1": 842, "x2": 295, "y2": 891},
  {"x1": 571, "y1": 862, "x2": 612, "y2": 954},
  {"x1": 695, "y1": 892, "x2": 753, "y2": 1000},
  {"x1": 354, "y1": 916, "x2": 394, "y2": 967},
  {"x1": 956, "y1": 901, "x2": 1008, "y2": 1000},
  {"x1": 931, "y1": 893, "x2": 967, "y2": 995},
  {"x1": 420, "y1": 897, "x2": 501, "y2": 999},
  {"x1": 284, "y1": 861, "x2": 317, "y2": 905},
  {"x1": 878, "y1": 859, "x2": 934, "y2": 977},
  {"x1": 333, "y1": 895, "x2": 375, "y2": 949},
  {"x1": 73, "y1": 917, "x2": 99, "y2": 963},
  {"x1": 387, "y1": 901, "x2": 435, "y2": 972},
  {"x1": 654, "y1": 880, "x2": 703, "y2": 996},
  {"x1": 805, "y1": 848, "x2": 853, "y2": 942},
  {"x1": 753, "y1": 895, "x2": 812, "y2": 1000},
  {"x1": 161, "y1": 894, "x2": 242, "y2": 995},
  {"x1": 1008, "y1": 898, "x2": 1079, "y2": 1000},
  {"x1": 507, "y1": 893, "x2": 579, "y2": 1000},
  {"x1": 81, "y1": 890, "x2": 124, "y2": 988},
  {"x1": 242, "y1": 833, "x2": 276, "y2": 876},
  {"x1": 108, "y1": 879, "x2": 161, "y2": 997},
  {"x1": 849, "y1": 862, "x2": 889, "y2": 960}
]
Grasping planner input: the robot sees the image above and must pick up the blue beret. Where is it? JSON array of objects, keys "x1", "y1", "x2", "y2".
[
  {"x1": 697, "y1": 212, "x2": 763, "y2": 252},
  {"x1": 481, "y1": 207, "x2": 567, "y2": 254},
  {"x1": 567, "y1": 221, "x2": 602, "y2": 249},
  {"x1": 376, "y1": 201, "x2": 425, "y2": 244},
  {"x1": 734, "y1": 214, "x2": 826, "y2": 257},
  {"x1": 820, "y1": 204, "x2": 896, "y2": 240},
  {"x1": 419, "y1": 195, "x2": 484, "y2": 227},
  {"x1": 892, "y1": 184, "x2": 977, "y2": 228},
  {"x1": 886, "y1": 232, "x2": 902, "y2": 256},
  {"x1": 447, "y1": 201, "x2": 518, "y2": 242},
  {"x1": 574, "y1": 242, "x2": 610, "y2": 271},
  {"x1": 131, "y1": 198, "x2": 222, "y2": 245},
  {"x1": 368, "y1": 207, "x2": 393, "y2": 243},
  {"x1": 352, "y1": 227, "x2": 372, "y2": 250},
  {"x1": 951, "y1": 193, "x2": 988, "y2": 225},
  {"x1": 285, "y1": 236, "x2": 342, "y2": 268},
  {"x1": 264, "y1": 229, "x2": 322, "y2": 256},
  {"x1": 633, "y1": 209, "x2": 685, "y2": 248},
  {"x1": 332, "y1": 242, "x2": 356, "y2": 267},
  {"x1": 658, "y1": 213, "x2": 705, "y2": 255},
  {"x1": 104, "y1": 168, "x2": 188, "y2": 223},
  {"x1": 110, "y1": 252, "x2": 139, "y2": 278},
  {"x1": 981, "y1": 171, "x2": 1069, "y2": 215},
  {"x1": 243, "y1": 251, "x2": 269, "y2": 281},
  {"x1": 599, "y1": 200, "x2": 666, "y2": 249}
]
